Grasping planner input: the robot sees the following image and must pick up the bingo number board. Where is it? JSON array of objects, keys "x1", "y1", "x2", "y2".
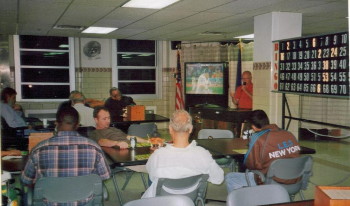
[{"x1": 278, "y1": 32, "x2": 349, "y2": 97}]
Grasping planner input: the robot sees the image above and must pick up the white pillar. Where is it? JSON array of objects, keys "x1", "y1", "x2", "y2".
[{"x1": 253, "y1": 12, "x2": 302, "y2": 134}]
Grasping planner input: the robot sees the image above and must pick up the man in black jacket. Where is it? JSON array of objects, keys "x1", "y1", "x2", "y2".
[{"x1": 104, "y1": 87, "x2": 135, "y2": 122}]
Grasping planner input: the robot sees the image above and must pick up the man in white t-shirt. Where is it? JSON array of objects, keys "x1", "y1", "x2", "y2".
[
  {"x1": 71, "y1": 91, "x2": 95, "y2": 127},
  {"x1": 142, "y1": 110, "x2": 224, "y2": 198}
]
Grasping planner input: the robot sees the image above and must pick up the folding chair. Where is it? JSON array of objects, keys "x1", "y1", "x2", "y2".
[{"x1": 155, "y1": 174, "x2": 209, "y2": 206}]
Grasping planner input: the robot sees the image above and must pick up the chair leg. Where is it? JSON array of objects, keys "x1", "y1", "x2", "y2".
[
  {"x1": 121, "y1": 171, "x2": 134, "y2": 190},
  {"x1": 140, "y1": 173, "x2": 148, "y2": 190},
  {"x1": 112, "y1": 173, "x2": 124, "y2": 206},
  {"x1": 299, "y1": 191, "x2": 305, "y2": 200}
]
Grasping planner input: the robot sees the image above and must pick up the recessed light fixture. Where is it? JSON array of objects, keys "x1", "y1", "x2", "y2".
[
  {"x1": 122, "y1": 0, "x2": 180, "y2": 9},
  {"x1": 82, "y1": 27, "x2": 118, "y2": 34},
  {"x1": 234, "y1": 34, "x2": 254, "y2": 39}
]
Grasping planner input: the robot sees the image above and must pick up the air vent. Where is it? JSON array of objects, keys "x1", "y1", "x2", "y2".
[
  {"x1": 199, "y1": 31, "x2": 224, "y2": 35},
  {"x1": 53, "y1": 25, "x2": 85, "y2": 30}
]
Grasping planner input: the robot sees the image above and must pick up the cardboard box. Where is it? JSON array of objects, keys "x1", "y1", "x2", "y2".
[
  {"x1": 126, "y1": 105, "x2": 145, "y2": 121},
  {"x1": 315, "y1": 186, "x2": 350, "y2": 206}
]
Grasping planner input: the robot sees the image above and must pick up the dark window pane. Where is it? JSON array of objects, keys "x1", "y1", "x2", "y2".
[
  {"x1": 20, "y1": 35, "x2": 69, "y2": 50},
  {"x1": 118, "y1": 69, "x2": 155, "y2": 80},
  {"x1": 117, "y1": 54, "x2": 155, "y2": 66},
  {"x1": 117, "y1": 40, "x2": 155, "y2": 52},
  {"x1": 119, "y1": 82, "x2": 155, "y2": 94},
  {"x1": 21, "y1": 85, "x2": 70, "y2": 99},
  {"x1": 21, "y1": 68, "x2": 69, "y2": 83},
  {"x1": 20, "y1": 51, "x2": 69, "y2": 66}
]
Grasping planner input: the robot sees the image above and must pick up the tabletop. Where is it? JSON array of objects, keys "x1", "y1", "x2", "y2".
[
  {"x1": 2, "y1": 155, "x2": 28, "y2": 173},
  {"x1": 102, "y1": 138, "x2": 316, "y2": 168},
  {"x1": 111, "y1": 114, "x2": 170, "y2": 124},
  {"x1": 197, "y1": 138, "x2": 316, "y2": 158}
]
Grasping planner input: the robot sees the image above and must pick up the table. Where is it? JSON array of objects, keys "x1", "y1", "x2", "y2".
[
  {"x1": 111, "y1": 114, "x2": 169, "y2": 125},
  {"x1": 189, "y1": 107, "x2": 253, "y2": 137},
  {"x1": 266, "y1": 199, "x2": 314, "y2": 206},
  {"x1": 2, "y1": 156, "x2": 27, "y2": 173},
  {"x1": 102, "y1": 146, "x2": 155, "y2": 205},
  {"x1": 111, "y1": 114, "x2": 170, "y2": 133},
  {"x1": 196, "y1": 138, "x2": 316, "y2": 171}
]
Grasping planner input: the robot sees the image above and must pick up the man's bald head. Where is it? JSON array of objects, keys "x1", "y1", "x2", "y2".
[{"x1": 169, "y1": 110, "x2": 193, "y2": 133}]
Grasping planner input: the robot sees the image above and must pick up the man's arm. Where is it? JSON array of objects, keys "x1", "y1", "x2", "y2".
[{"x1": 97, "y1": 139, "x2": 129, "y2": 149}]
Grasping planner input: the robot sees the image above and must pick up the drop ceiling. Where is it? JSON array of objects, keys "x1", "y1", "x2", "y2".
[{"x1": 0, "y1": 0, "x2": 348, "y2": 41}]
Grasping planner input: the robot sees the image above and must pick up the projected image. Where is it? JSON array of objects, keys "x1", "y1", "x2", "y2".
[{"x1": 185, "y1": 63, "x2": 224, "y2": 94}]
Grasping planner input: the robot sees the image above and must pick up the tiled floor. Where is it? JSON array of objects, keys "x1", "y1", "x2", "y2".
[{"x1": 104, "y1": 132, "x2": 350, "y2": 206}]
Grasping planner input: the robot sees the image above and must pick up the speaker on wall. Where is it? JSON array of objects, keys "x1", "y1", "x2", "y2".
[{"x1": 171, "y1": 41, "x2": 181, "y2": 50}]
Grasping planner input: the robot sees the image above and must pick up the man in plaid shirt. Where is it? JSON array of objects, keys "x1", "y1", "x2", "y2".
[{"x1": 21, "y1": 106, "x2": 111, "y2": 205}]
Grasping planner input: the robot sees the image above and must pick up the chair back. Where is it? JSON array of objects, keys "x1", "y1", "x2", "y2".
[
  {"x1": 1, "y1": 117, "x2": 28, "y2": 150},
  {"x1": 28, "y1": 132, "x2": 54, "y2": 153},
  {"x1": 226, "y1": 184, "x2": 290, "y2": 206},
  {"x1": 265, "y1": 155, "x2": 313, "y2": 196},
  {"x1": 198, "y1": 129, "x2": 234, "y2": 139},
  {"x1": 156, "y1": 174, "x2": 209, "y2": 206},
  {"x1": 127, "y1": 123, "x2": 159, "y2": 138},
  {"x1": 77, "y1": 126, "x2": 96, "y2": 137},
  {"x1": 30, "y1": 174, "x2": 103, "y2": 206},
  {"x1": 124, "y1": 195, "x2": 195, "y2": 206}
]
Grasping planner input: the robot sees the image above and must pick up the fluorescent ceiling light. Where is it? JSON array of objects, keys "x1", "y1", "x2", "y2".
[
  {"x1": 234, "y1": 34, "x2": 254, "y2": 39},
  {"x1": 82, "y1": 27, "x2": 118, "y2": 34},
  {"x1": 122, "y1": 0, "x2": 180, "y2": 9}
]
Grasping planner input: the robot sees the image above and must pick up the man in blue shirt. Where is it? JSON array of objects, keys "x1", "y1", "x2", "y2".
[{"x1": 1, "y1": 87, "x2": 26, "y2": 128}]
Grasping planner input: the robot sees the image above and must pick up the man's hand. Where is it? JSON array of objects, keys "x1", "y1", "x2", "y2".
[{"x1": 116, "y1": 141, "x2": 129, "y2": 149}]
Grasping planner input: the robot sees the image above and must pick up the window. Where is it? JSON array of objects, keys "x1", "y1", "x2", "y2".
[
  {"x1": 113, "y1": 39, "x2": 162, "y2": 99},
  {"x1": 14, "y1": 35, "x2": 75, "y2": 101}
]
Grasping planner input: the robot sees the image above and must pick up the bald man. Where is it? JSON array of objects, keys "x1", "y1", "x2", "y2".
[
  {"x1": 230, "y1": 71, "x2": 253, "y2": 109},
  {"x1": 142, "y1": 110, "x2": 224, "y2": 198}
]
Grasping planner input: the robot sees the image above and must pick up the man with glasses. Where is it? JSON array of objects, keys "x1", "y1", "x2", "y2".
[{"x1": 230, "y1": 71, "x2": 253, "y2": 110}]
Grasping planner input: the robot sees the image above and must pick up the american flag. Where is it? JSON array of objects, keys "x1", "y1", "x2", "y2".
[{"x1": 175, "y1": 50, "x2": 184, "y2": 110}]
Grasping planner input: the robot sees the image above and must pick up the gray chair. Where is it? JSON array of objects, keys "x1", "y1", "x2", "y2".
[
  {"x1": 124, "y1": 195, "x2": 195, "y2": 206},
  {"x1": 27, "y1": 174, "x2": 106, "y2": 206},
  {"x1": 246, "y1": 155, "x2": 313, "y2": 200},
  {"x1": 226, "y1": 184, "x2": 290, "y2": 206},
  {"x1": 127, "y1": 123, "x2": 160, "y2": 138},
  {"x1": 155, "y1": 174, "x2": 209, "y2": 206},
  {"x1": 198, "y1": 129, "x2": 236, "y2": 171}
]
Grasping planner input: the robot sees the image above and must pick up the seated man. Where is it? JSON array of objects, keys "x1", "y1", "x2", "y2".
[
  {"x1": 71, "y1": 91, "x2": 95, "y2": 127},
  {"x1": 142, "y1": 110, "x2": 224, "y2": 198},
  {"x1": 104, "y1": 87, "x2": 135, "y2": 122},
  {"x1": 21, "y1": 107, "x2": 110, "y2": 205},
  {"x1": 1, "y1": 87, "x2": 26, "y2": 128},
  {"x1": 225, "y1": 110, "x2": 300, "y2": 192},
  {"x1": 89, "y1": 106, "x2": 147, "y2": 148}
]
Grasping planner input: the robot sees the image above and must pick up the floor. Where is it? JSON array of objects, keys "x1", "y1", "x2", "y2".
[{"x1": 102, "y1": 129, "x2": 350, "y2": 206}]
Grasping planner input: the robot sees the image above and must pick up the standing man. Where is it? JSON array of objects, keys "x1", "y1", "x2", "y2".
[
  {"x1": 104, "y1": 87, "x2": 135, "y2": 122},
  {"x1": 1, "y1": 87, "x2": 27, "y2": 128},
  {"x1": 225, "y1": 110, "x2": 300, "y2": 192},
  {"x1": 21, "y1": 107, "x2": 110, "y2": 205},
  {"x1": 230, "y1": 71, "x2": 253, "y2": 109},
  {"x1": 71, "y1": 91, "x2": 96, "y2": 127},
  {"x1": 142, "y1": 110, "x2": 224, "y2": 198},
  {"x1": 89, "y1": 106, "x2": 147, "y2": 149}
]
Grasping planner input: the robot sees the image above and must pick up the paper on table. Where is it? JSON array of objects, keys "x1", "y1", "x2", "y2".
[
  {"x1": 323, "y1": 189, "x2": 350, "y2": 199},
  {"x1": 232, "y1": 149, "x2": 248, "y2": 154},
  {"x1": 2, "y1": 156, "x2": 23, "y2": 160}
]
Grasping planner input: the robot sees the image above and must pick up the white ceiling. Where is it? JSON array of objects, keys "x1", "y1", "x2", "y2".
[{"x1": 0, "y1": 0, "x2": 348, "y2": 41}]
